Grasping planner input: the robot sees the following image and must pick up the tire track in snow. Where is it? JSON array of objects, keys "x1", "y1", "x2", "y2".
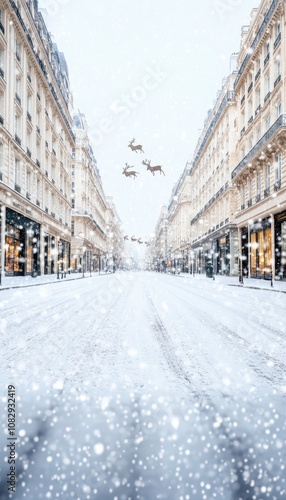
[
  {"x1": 166, "y1": 288, "x2": 286, "y2": 395},
  {"x1": 143, "y1": 281, "x2": 260, "y2": 499},
  {"x1": 68, "y1": 282, "x2": 135, "y2": 387},
  {"x1": 2, "y1": 276, "x2": 132, "y2": 382},
  {"x1": 145, "y1": 289, "x2": 212, "y2": 400},
  {"x1": 64, "y1": 274, "x2": 149, "y2": 389},
  {"x1": 167, "y1": 276, "x2": 286, "y2": 341}
]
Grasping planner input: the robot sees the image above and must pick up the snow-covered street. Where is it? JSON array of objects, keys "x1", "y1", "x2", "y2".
[{"x1": 0, "y1": 272, "x2": 285, "y2": 499}]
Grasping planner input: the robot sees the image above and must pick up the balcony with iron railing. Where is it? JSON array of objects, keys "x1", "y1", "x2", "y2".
[
  {"x1": 274, "y1": 179, "x2": 281, "y2": 191},
  {"x1": 241, "y1": 94, "x2": 245, "y2": 106},
  {"x1": 274, "y1": 74, "x2": 281, "y2": 88},
  {"x1": 15, "y1": 93, "x2": 21, "y2": 106},
  {"x1": 264, "y1": 52, "x2": 270, "y2": 67},
  {"x1": 191, "y1": 181, "x2": 230, "y2": 225},
  {"x1": 0, "y1": 115, "x2": 3, "y2": 125},
  {"x1": 27, "y1": 111, "x2": 32, "y2": 122},
  {"x1": 264, "y1": 91, "x2": 271, "y2": 103},
  {"x1": 248, "y1": 199, "x2": 252, "y2": 207},
  {"x1": 15, "y1": 134, "x2": 21, "y2": 146},
  {"x1": 36, "y1": 125, "x2": 41, "y2": 135},
  {"x1": 36, "y1": 159, "x2": 41, "y2": 168},
  {"x1": 26, "y1": 147, "x2": 31, "y2": 158},
  {"x1": 26, "y1": 192, "x2": 31, "y2": 200},
  {"x1": 274, "y1": 31, "x2": 281, "y2": 50},
  {"x1": 248, "y1": 82, "x2": 253, "y2": 94},
  {"x1": 0, "y1": 67, "x2": 4, "y2": 79},
  {"x1": 15, "y1": 184, "x2": 21, "y2": 193},
  {"x1": 256, "y1": 193, "x2": 261, "y2": 203},
  {"x1": 232, "y1": 114, "x2": 286, "y2": 179},
  {"x1": 36, "y1": 199, "x2": 40, "y2": 207},
  {"x1": 190, "y1": 91, "x2": 234, "y2": 175},
  {"x1": 255, "y1": 68, "x2": 261, "y2": 82},
  {"x1": 0, "y1": 20, "x2": 5, "y2": 34},
  {"x1": 264, "y1": 187, "x2": 270, "y2": 197},
  {"x1": 255, "y1": 104, "x2": 261, "y2": 116}
]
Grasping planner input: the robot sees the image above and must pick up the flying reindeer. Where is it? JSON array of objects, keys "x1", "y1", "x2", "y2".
[
  {"x1": 123, "y1": 235, "x2": 129, "y2": 241},
  {"x1": 145, "y1": 241, "x2": 150, "y2": 246},
  {"x1": 128, "y1": 138, "x2": 144, "y2": 154},
  {"x1": 137, "y1": 238, "x2": 143, "y2": 244},
  {"x1": 131, "y1": 235, "x2": 137, "y2": 242},
  {"x1": 142, "y1": 159, "x2": 165, "y2": 176},
  {"x1": 122, "y1": 163, "x2": 139, "y2": 179}
]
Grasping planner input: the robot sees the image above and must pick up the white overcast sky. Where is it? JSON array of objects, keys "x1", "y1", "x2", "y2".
[{"x1": 39, "y1": 0, "x2": 259, "y2": 246}]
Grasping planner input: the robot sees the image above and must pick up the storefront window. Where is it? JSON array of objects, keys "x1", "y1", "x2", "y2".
[
  {"x1": 26, "y1": 230, "x2": 33, "y2": 273},
  {"x1": 257, "y1": 231, "x2": 265, "y2": 271},
  {"x1": 264, "y1": 228, "x2": 272, "y2": 271},
  {"x1": 5, "y1": 209, "x2": 40, "y2": 276},
  {"x1": 250, "y1": 233, "x2": 257, "y2": 275},
  {"x1": 5, "y1": 225, "x2": 23, "y2": 274},
  {"x1": 250, "y1": 225, "x2": 272, "y2": 277}
]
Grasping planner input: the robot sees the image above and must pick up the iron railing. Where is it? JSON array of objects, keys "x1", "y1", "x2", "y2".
[{"x1": 232, "y1": 114, "x2": 286, "y2": 179}]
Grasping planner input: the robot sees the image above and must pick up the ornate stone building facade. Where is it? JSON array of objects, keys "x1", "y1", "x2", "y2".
[
  {"x1": 154, "y1": 1, "x2": 286, "y2": 281},
  {"x1": 0, "y1": 1, "x2": 124, "y2": 279},
  {"x1": 71, "y1": 111, "x2": 107, "y2": 273},
  {"x1": 167, "y1": 163, "x2": 192, "y2": 272},
  {"x1": 232, "y1": 0, "x2": 286, "y2": 280},
  {"x1": 189, "y1": 73, "x2": 238, "y2": 276},
  {"x1": 151, "y1": 205, "x2": 168, "y2": 271},
  {"x1": 0, "y1": 0, "x2": 74, "y2": 277},
  {"x1": 105, "y1": 196, "x2": 124, "y2": 272}
]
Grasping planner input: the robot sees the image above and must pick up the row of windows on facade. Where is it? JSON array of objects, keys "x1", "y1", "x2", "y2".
[
  {"x1": 241, "y1": 101, "x2": 282, "y2": 153},
  {"x1": 0, "y1": 44, "x2": 70, "y2": 157},
  {"x1": 0, "y1": 42, "x2": 68, "y2": 128},
  {"x1": 238, "y1": 19, "x2": 282, "y2": 132},
  {"x1": 0, "y1": 4, "x2": 70, "y2": 100},
  {"x1": 12, "y1": 109, "x2": 69, "y2": 158},
  {"x1": 240, "y1": 53, "x2": 281, "y2": 105},
  {"x1": 241, "y1": 77, "x2": 281, "y2": 126},
  {"x1": 240, "y1": 19, "x2": 281, "y2": 96},
  {"x1": 240, "y1": 154, "x2": 282, "y2": 205},
  {"x1": 13, "y1": 158, "x2": 69, "y2": 205},
  {"x1": 196, "y1": 24, "x2": 283, "y2": 164},
  {"x1": 0, "y1": 143, "x2": 70, "y2": 191}
]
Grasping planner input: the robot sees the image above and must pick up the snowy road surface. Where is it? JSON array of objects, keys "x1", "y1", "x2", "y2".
[{"x1": 0, "y1": 272, "x2": 285, "y2": 499}]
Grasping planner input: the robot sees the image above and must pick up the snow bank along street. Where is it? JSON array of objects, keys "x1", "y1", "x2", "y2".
[{"x1": 0, "y1": 272, "x2": 285, "y2": 499}]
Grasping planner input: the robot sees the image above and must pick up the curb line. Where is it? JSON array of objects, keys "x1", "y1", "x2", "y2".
[{"x1": 167, "y1": 273, "x2": 286, "y2": 293}]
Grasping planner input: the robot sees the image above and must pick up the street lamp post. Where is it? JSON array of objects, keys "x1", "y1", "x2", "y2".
[{"x1": 57, "y1": 241, "x2": 63, "y2": 279}]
